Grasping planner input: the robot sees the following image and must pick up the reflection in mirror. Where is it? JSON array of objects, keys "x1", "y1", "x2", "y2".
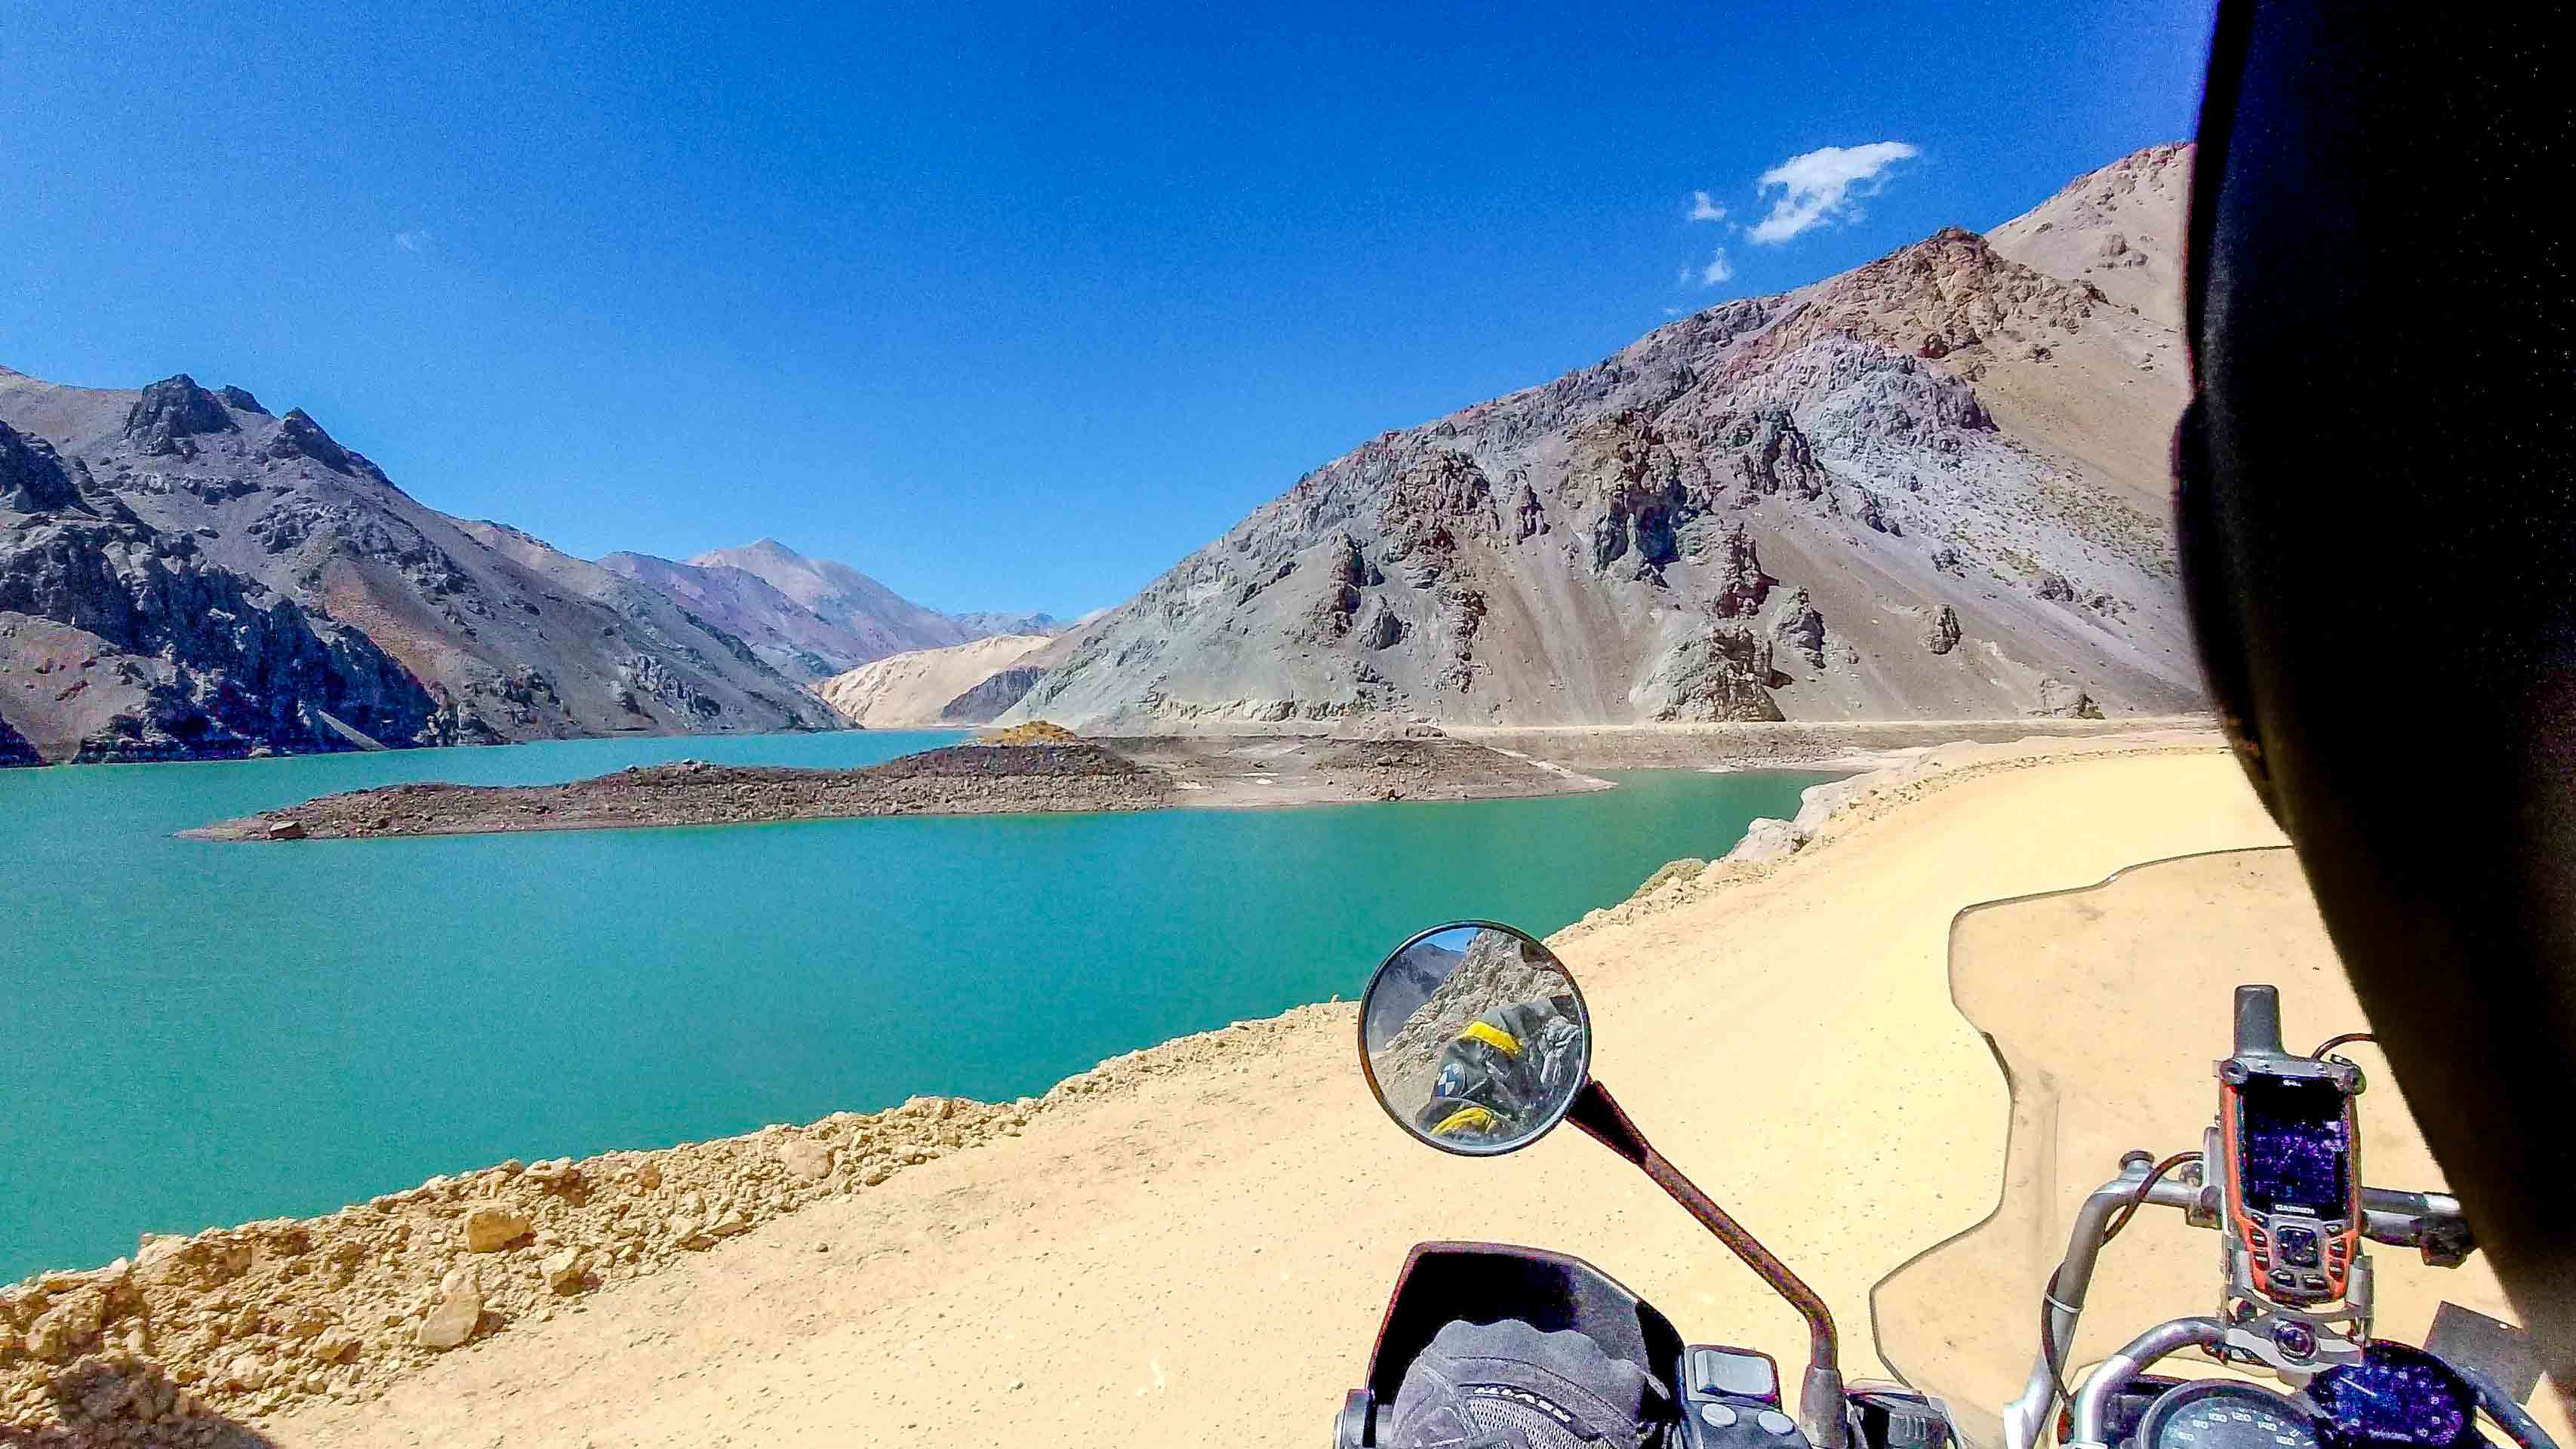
[{"x1": 1359, "y1": 921, "x2": 1593, "y2": 1155}]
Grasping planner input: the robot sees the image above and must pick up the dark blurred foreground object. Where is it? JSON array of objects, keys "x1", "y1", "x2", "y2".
[{"x1": 2178, "y1": 0, "x2": 2574, "y2": 1389}]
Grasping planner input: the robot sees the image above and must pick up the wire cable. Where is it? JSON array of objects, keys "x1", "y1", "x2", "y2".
[{"x1": 2104, "y1": 1151, "x2": 2203, "y2": 1244}]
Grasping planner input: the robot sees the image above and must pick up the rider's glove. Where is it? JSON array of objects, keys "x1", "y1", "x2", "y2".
[{"x1": 1388, "y1": 1317, "x2": 1661, "y2": 1449}]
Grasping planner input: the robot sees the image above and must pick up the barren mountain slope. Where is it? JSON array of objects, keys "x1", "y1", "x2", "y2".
[
  {"x1": 599, "y1": 551, "x2": 882, "y2": 681},
  {"x1": 1005, "y1": 146, "x2": 2204, "y2": 733},
  {"x1": 598, "y1": 546, "x2": 1041, "y2": 683},
  {"x1": 947, "y1": 609, "x2": 1062, "y2": 638},
  {"x1": 818, "y1": 633, "x2": 1055, "y2": 727},
  {"x1": 0, "y1": 368, "x2": 836, "y2": 761},
  {"x1": 1990, "y1": 142, "x2": 2191, "y2": 328},
  {"x1": 1980, "y1": 142, "x2": 2193, "y2": 509},
  {"x1": 685, "y1": 540, "x2": 978, "y2": 661}
]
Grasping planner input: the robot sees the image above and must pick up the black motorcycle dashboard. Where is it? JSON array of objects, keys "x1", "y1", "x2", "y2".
[
  {"x1": 2137, "y1": 1381, "x2": 2322, "y2": 1449},
  {"x1": 2132, "y1": 1346, "x2": 2484, "y2": 1449}
]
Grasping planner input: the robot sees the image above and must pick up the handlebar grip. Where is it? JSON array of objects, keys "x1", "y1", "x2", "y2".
[{"x1": 2359, "y1": 1188, "x2": 2474, "y2": 1263}]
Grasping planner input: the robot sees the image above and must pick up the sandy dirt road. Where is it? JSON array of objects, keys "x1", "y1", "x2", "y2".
[{"x1": 262, "y1": 744, "x2": 2536, "y2": 1448}]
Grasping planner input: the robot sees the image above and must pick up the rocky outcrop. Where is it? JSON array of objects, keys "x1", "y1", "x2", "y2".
[
  {"x1": 1924, "y1": 605, "x2": 1962, "y2": 654},
  {"x1": 1647, "y1": 624, "x2": 1785, "y2": 722},
  {"x1": 121, "y1": 375, "x2": 236, "y2": 458},
  {"x1": 2034, "y1": 678, "x2": 2104, "y2": 719},
  {"x1": 940, "y1": 664, "x2": 1045, "y2": 723},
  {"x1": 1, "y1": 422, "x2": 82, "y2": 514},
  {"x1": 1001, "y1": 146, "x2": 2206, "y2": 731},
  {"x1": 267, "y1": 409, "x2": 355, "y2": 474},
  {"x1": 2, "y1": 368, "x2": 839, "y2": 763},
  {"x1": 0, "y1": 710, "x2": 37, "y2": 766},
  {"x1": 0, "y1": 503, "x2": 441, "y2": 761}
]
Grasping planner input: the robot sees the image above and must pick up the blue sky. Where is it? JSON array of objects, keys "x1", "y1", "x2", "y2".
[{"x1": 0, "y1": 1, "x2": 2212, "y2": 615}]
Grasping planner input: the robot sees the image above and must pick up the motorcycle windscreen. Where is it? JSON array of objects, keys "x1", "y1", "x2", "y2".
[{"x1": 1864, "y1": 847, "x2": 2544, "y2": 1449}]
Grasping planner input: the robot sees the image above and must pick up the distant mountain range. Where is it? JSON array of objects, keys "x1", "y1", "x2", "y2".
[
  {"x1": 1002, "y1": 143, "x2": 2202, "y2": 730},
  {"x1": 0, "y1": 374, "x2": 1050, "y2": 762},
  {"x1": 2, "y1": 143, "x2": 2201, "y2": 764}
]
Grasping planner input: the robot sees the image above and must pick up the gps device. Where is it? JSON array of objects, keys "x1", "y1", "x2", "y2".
[{"x1": 2217, "y1": 986, "x2": 2364, "y2": 1307}]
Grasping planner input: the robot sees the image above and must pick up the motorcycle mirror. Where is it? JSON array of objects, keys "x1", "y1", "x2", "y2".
[{"x1": 1357, "y1": 921, "x2": 1593, "y2": 1156}]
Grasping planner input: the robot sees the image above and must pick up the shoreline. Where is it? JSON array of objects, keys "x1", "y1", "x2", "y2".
[
  {"x1": 173, "y1": 718, "x2": 2209, "y2": 843},
  {"x1": 2, "y1": 727, "x2": 2230, "y2": 1444},
  {"x1": 177, "y1": 736, "x2": 1611, "y2": 842}
]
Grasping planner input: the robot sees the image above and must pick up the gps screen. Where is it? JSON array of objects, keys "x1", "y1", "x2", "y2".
[{"x1": 2240, "y1": 1075, "x2": 2350, "y2": 1214}]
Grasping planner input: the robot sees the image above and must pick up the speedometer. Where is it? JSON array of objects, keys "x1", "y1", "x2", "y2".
[{"x1": 2139, "y1": 1381, "x2": 2323, "y2": 1449}]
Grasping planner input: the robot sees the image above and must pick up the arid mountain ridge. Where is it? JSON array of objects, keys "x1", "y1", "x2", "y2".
[
  {"x1": 1002, "y1": 143, "x2": 2200, "y2": 730},
  {"x1": 4, "y1": 143, "x2": 2196, "y2": 764},
  {"x1": 0, "y1": 377, "x2": 1037, "y2": 762},
  {"x1": 599, "y1": 541, "x2": 1060, "y2": 685}
]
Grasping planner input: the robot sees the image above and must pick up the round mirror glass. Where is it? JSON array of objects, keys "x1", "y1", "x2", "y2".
[{"x1": 1358, "y1": 921, "x2": 1593, "y2": 1155}]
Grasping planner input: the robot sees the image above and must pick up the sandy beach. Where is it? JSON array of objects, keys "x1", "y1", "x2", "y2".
[{"x1": 19, "y1": 732, "x2": 2562, "y2": 1447}]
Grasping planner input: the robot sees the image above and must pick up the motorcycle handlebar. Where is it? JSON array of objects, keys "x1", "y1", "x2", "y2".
[{"x1": 1998, "y1": 1158, "x2": 2473, "y2": 1449}]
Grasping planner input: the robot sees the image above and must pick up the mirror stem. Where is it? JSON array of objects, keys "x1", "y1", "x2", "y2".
[{"x1": 1566, "y1": 1081, "x2": 1845, "y2": 1446}]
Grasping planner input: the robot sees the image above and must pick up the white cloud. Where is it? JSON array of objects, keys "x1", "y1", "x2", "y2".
[
  {"x1": 1698, "y1": 248, "x2": 1734, "y2": 286},
  {"x1": 1747, "y1": 140, "x2": 1919, "y2": 245},
  {"x1": 1688, "y1": 189, "x2": 1728, "y2": 223},
  {"x1": 392, "y1": 230, "x2": 430, "y2": 254}
]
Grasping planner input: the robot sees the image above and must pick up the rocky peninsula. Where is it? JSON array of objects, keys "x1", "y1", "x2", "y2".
[{"x1": 182, "y1": 728, "x2": 1605, "y2": 842}]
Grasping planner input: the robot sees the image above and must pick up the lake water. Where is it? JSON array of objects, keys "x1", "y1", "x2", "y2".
[{"x1": 0, "y1": 731, "x2": 1834, "y2": 1281}]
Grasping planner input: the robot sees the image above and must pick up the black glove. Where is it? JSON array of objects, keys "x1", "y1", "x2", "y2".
[{"x1": 1388, "y1": 1318, "x2": 1663, "y2": 1449}]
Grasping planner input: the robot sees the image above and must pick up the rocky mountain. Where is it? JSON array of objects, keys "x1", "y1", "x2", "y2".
[
  {"x1": 0, "y1": 368, "x2": 838, "y2": 764},
  {"x1": 817, "y1": 633, "x2": 1055, "y2": 728},
  {"x1": 597, "y1": 542, "x2": 1057, "y2": 684},
  {"x1": 1990, "y1": 143, "x2": 2190, "y2": 329},
  {"x1": 1004, "y1": 146, "x2": 2202, "y2": 731},
  {"x1": 946, "y1": 609, "x2": 1063, "y2": 638}
]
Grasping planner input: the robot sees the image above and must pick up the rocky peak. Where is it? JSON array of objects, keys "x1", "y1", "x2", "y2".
[
  {"x1": 2, "y1": 421, "x2": 84, "y2": 514},
  {"x1": 215, "y1": 385, "x2": 269, "y2": 415},
  {"x1": 269, "y1": 408, "x2": 355, "y2": 474},
  {"x1": 1766, "y1": 225, "x2": 2109, "y2": 365},
  {"x1": 122, "y1": 374, "x2": 239, "y2": 457}
]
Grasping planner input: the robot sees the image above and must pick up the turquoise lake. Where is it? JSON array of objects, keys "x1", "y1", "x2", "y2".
[{"x1": 0, "y1": 730, "x2": 1833, "y2": 1281}]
